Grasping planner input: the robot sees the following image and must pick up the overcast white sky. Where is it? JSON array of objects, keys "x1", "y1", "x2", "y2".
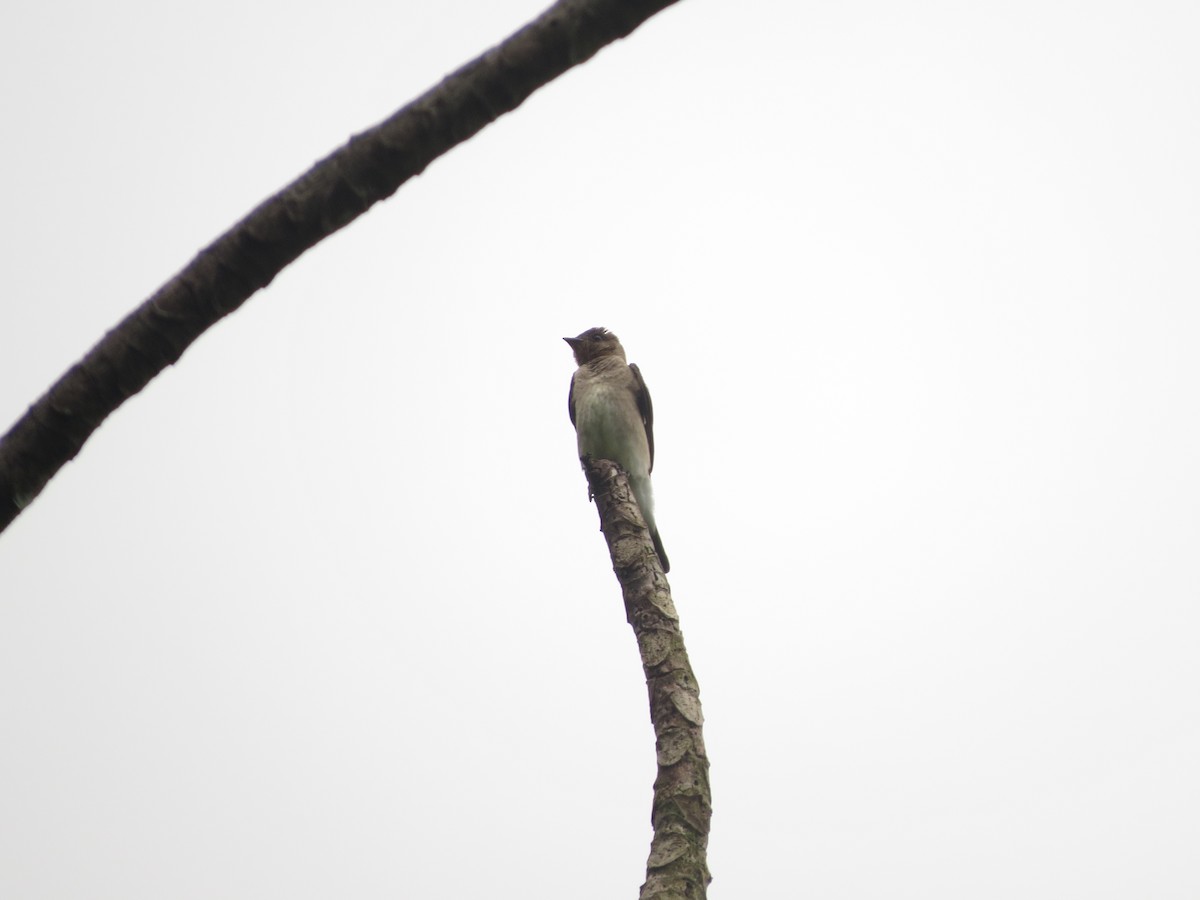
[{"x1": 3, "y1": 1, "x2": 1199, "y2": 897}]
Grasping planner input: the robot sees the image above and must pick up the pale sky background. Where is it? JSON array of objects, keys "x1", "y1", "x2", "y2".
[{"x1": 3, "y1": 1, "x2": 1199, "y2": 897}]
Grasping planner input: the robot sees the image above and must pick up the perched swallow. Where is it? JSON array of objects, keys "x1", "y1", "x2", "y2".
[{"x1": 565, "y1": 327, "x2": 669, "y2": 573}]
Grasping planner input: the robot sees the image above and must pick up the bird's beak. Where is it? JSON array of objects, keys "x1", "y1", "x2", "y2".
[{"x1": 563, "y1": 337, "x2": 582, "y2": 348}]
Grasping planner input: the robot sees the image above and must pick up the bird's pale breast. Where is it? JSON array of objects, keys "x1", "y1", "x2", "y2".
[{"x1": 572, "y1": 373, "x2": 650, "y2": 474}]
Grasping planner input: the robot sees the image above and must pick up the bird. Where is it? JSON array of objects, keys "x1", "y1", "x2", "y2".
[{"x1": 565, "y1": 327, "x2": 669, "y2": 573}]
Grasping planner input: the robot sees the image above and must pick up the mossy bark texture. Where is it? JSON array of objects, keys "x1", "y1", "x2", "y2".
[{"x1": 583, "y1": 458, "x2": 712, "y2": 899}]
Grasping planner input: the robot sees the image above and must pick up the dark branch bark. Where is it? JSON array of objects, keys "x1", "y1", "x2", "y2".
[
  {"x1": 582, "y1": 458, "x2": 711, "y2": 900},
  {"x1": 0, "y1": 0, "x2": 684, "y2": 533}
]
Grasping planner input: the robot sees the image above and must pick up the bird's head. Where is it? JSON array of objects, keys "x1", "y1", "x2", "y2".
[{"x1": 564, "y1": 327, "x2": 625, "y2": 365}]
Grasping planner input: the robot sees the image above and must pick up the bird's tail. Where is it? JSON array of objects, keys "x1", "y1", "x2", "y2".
[
  {"x1": 630, "y1": 474, "x2": 670, "y2": 573},
  {"x1": 650, "y1": 528, "x2": 670, "y2": 574}
]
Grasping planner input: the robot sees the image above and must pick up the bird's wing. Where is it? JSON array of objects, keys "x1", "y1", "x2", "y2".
[
  {"x1": 629, "y1": 363, "x2": 655, "y2": 472},
  {"x1": 567, "y1": 372, "x2": 577, "y2": 427}
]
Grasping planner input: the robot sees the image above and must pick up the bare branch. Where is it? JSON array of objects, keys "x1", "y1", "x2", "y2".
[
  {"x1": 0, "y1": 0, "x2": 683, "y2": 533},
  {"x1": 582, "y1": 458, "x2": 712, "y2": 899}
]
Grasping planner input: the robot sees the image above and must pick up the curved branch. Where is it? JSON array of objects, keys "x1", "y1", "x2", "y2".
[
  {"x1": 0, "y1": 0, "x2": 683, "y2": 533},
  {"x1": 582, "y1": 458, "x2": 712, "y2": 899}
]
